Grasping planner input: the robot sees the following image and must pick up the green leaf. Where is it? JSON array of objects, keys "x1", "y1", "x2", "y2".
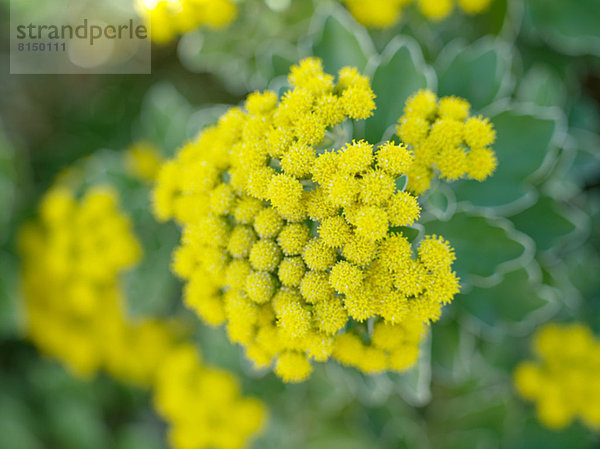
[
  {"x1": 362, "y1": 37, "x2": 433, "y2": 143},
  {"x1": 562, "y1": 247, "x2": 600, "y2": 308},
  {"x1": 309, "y1": 6, "x2": 375, "y2": 75},
  {"x1": 436, "y1": 38, "x2": 512, "y2": 110},
  {"x1": 395, "y1": 334, "x2": 432, "y2": 406},
  {"x1": 472, "y1": 0, "x2": 511, "y2": 36},
  {"x1": 395, "y1": 174, "x2": 408, "y2": 192},
  {"x1": 569, "y1": 96, "x2": 600, "y2": 133},
  {"x1": 508, "y1": 195, "x2": 579, "y2": 252},
  {"x1": 421, "y1": 184, "x2": 455, "y2": 221},
  {"x1": 517, "y1": 66, "x2": 566, "y2": 108},
  {"x1": 256, "y1": 41, "x2": 298, "y2": 81},
  {"x1": 430, "y1": 320, "x2": 461, "y2": 373},
  {"x1": 0, "y1": 122, "x2": 19, "y2": 246},
  {"x1": 567, "y1": 128, "x2": 600, "y2": 186},
  {"x1": 431, "y1": 403, "x2": 509, "y2": 449},
  {"x1": 434, "y1": 430, "x2": 501, "y2": 449},
  {"x1": 525, "y1": 0, "x2": 600, "y2": 56},
  {"x1": 187, "y1": 105, "x2": 232, "y2": 133},
  {"x1": 115, "y1": 425, "x2": 167, "y2": 449},
  {"x1": 458, "y1": 268, "x2": 552, "y2": 328},
  {"x1": 305, "y1": 432, "x2": 383, "y2": 449},
  {"x1": 124, "y1": 222, "x2": 180, "y2": 318},
  {"x1": 178, "y1": 29, "x2": 255, "y2": 90},
  {"x1": 138, "y1": 83, "x2": 195, "y2": 156},
  {"x1": 46, "y1": 397, "x2": 109, "y2": 449},
  {"x1": 505, "y1": 417, "x2": 594, "y2": 449},
  {"x1": 423, "y1": 212, "x2": 530, "y2": 280},
  {"x1": 0, "y1": 252, "x2": 19, "y2": 337},
  {"x1": 0, "y1": 392, "x2": 42, "y2": 449},
  {"x1": 395, "y1": 226, "x2": 421, "y2": 243},
  {"x1": 452, "y1": 107, "x2": 561, "y2": 210}
]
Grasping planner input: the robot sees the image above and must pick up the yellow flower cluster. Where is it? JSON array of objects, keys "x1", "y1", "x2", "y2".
[
  {"x1": 20, "y1": 185, "x2": 267, "y2": 449},
  {"x1": 125, "y1": 141, "x2": 165, "y2": 182},
  {"x1": 397, "y1": 89, "x2": 497, "y2": 194},
  {"x1": 341, "y1": 0, "x2": 412, "y2": 28},
  {"x1": 136, "y1": 0, "x2": 237, "y2": 44},
  {"x1": 19, "y1": 185, "x2": 172, "y2": 384},
  {"x1": 153, "y1": 57, "x2": 460, "y2": 382},
  {"x1": 154, "y1": 344, "x2": 266, "y2": 449},
  {"x1": 342, "y1": 0, "x2": 493, "y2": 28},
  {"x1": 514, "y1": 323, "x2": 600, "y2": 430}
]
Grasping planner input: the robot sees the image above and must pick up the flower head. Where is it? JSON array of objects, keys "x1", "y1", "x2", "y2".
[
  {"x1": 154, "y1": 344, "x2": 266, "y2": 449},
  {"x1": 21, "y1": 181, "x2": 267, "y2": 449},
  {"x1": 514, "y1": 323, "x2": 600, "y2": 430},
  {"x1": 153, "y1": 58, "x2": 461, "y2": 382},
  {"x1": 18, "y1": 185, "x2": 182, "y2": 385},
  {"x1": 125, "y1": 141, "x2": 164, "y2": 182},
  {"x1": 397, "y1": 89, "x2": 497, "y2": 194},
  {"x1": 136, "y1": 0, "x2": 237, "y2": 44},
  {"x1": 342, "y1": 0, "x2": 493, "y2": 27}
]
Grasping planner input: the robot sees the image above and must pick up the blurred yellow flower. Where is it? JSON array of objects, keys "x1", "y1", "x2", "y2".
[
  {"x1": 20, "y1": 184, "x2": 267, "y2": 449},
  {"x1": 19, "y1": 185, "x2": 172, "y2": 384},
  {"x1": 136, "y1": 0, "x2": 237, "y2": 44},
  {"x1": 514, "y1": 323, "x2": 600, "y2": 430},
  {"x1": 125, "y1": 141, "x2": 164, "y2": 182},
  {"x1": 154, "y1": 344, "x2": 267, "y2": 449},
  {"x1": 153, "y1": 57, "x2": 461, "y2": 382},
  {"x1": 342, "y1": 0, "x2": 493, "y2": 27}
]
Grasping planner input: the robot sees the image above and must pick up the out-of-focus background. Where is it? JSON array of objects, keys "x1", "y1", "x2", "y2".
[{"x1": 1, "y1": 0, "x2": 600, "y2": 448}]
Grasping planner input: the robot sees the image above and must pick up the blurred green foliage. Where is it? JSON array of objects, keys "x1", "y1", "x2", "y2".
[{"x1": 1, "y1": 0, "x2": 600, "y2": 448}]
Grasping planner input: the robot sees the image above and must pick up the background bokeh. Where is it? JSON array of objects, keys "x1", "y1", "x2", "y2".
[{"x1": 1, "y1": 0, "x2": 600, "y2": 448}]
